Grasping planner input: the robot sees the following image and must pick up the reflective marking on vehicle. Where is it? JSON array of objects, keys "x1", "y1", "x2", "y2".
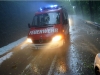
[
  {"x1": 0, "y1": 52, "x2": 13, "y2": 65},
  {"x1": 47, "y1": 55, "x2": 57, "y2": 75},
  {"x1": 29, "y1": 28, "x2": 58, "y2": 35}
]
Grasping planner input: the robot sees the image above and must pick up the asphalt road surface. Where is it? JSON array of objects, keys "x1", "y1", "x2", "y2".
[{"x1": 0, "y1": 16, "x2": 100, "y2": 75}]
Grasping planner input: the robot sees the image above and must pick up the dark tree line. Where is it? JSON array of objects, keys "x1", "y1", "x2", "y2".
[{"x1": 71, "y1": 1, "x2": 100, "y2": 23}]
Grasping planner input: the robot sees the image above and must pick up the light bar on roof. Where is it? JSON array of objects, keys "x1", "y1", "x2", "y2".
[
  {"x1": 39, "y1": 5, "x2": 58, "y2": 11},
  {"x1": 54, "y1": 5, "x2": 57, "y2": 7},
  {"x1": 50, "y1": 5, "x2": 54, "y2": 8},
  {"x1": 50, "y1": 5, "x2": 58, "y2": 8},
  {"x1": 40, "y1": 8, "x2": 42, "y2": 11}
]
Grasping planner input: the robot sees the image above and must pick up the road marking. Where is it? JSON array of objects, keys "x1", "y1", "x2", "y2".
[
  {"x1": 47, "y1": 55, "x2": 57, "y2": 75},
  {"x1": 0, "y1": 52, "x2": 13, "y2": 65},
  {"x1": 24, "y1": 52, "x2": 43, "y2": 70},
  {"x1": 25, "y1": 63, "x2": 31, "y2": 69}
]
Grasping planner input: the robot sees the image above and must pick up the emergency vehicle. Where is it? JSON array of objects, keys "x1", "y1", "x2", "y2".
[{"x1": 27, "y1": 5, "x2": 69, "y2": 49}]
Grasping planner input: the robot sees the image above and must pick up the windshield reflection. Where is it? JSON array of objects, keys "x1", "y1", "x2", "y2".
[{"x1": 32, "y1": 12, "x2": 60, "y2": 27}]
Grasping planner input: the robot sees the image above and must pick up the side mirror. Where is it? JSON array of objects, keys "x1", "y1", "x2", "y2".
[{"x1": 28, "y1": 23, "x2": 31, "y2": 28}]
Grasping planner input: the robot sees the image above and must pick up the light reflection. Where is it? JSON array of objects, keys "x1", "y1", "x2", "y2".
[
  {"x1": 27, "y1": 63, "x2": 41, "y2": 75},
  {"x1": 37, "y1": 40, "x2": 64, "y2": 52},
  {"x1": 32, "y1": 64, "x2": 40, "y2": 74},
  {"x1": 56, "y1": 60, "x2": 67, "y2": 73},
  {"x1": 54, "y1": 39, "x2": 70, "y2": 74}
]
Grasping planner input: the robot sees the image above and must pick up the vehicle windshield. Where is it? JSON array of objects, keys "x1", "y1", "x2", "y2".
[{"x1": 32, "y1": 12, "x2": 60, "y2": 27}]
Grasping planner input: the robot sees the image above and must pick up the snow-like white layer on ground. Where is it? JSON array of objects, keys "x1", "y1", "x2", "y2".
[
  {"x1": 0, "y1": 37, "x2": 26, "y2": 55},
  {"x1": 0, "y1": 52, "x2": 13, "y2": 65}
]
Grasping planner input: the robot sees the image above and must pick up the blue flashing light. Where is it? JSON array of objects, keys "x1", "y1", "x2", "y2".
[
  {"x1": 40, "y1": 8, "x2": 42, "y2": 11},
  {"x1": 50, "y1": 5, "x2": 54, "y2": 8},
  {"x1": 39, "y1": 5, "x2": 58, "y2": 11},
  {"x1": 50, "y1": 5, "x2": 58, "y2": 8},
  {"x1": 54, "y1": 5, "x2": 57, "y2": 7}
]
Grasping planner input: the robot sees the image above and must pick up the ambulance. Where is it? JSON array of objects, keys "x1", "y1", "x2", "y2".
[{"x1": 27, "y1": 5, "x2": 69, "y2": 49}]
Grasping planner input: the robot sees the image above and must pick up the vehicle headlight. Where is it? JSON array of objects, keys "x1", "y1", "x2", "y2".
[
  {"x1": 69, "y1": 18, "x2": 72, "y2": 25},
  {"x1": 52, "y1": 35, "x2": 62, "y2": 42},
  {"x1": 27, "y1": 38, "x2": 32, "y2": 43}
]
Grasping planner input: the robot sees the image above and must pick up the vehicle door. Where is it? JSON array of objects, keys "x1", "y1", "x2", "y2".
[{"x1": 62, "y1": 11, "x2": 68, "y2": 35}]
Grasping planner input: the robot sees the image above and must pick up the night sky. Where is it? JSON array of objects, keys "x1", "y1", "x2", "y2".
[{"x1": 0, "y1": 1, "x2": 58, "y2": 47}]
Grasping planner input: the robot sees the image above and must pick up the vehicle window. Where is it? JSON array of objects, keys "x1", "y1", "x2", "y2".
[
  {"x1": 32, "y1": 12, "x2": 60, "y2": 26},
  {"x1": 62, "y1": 12, "x2": 65, "y2": 24},
  {"x1": 64, "y1": 12, "x2": 67, "y2": 19}
]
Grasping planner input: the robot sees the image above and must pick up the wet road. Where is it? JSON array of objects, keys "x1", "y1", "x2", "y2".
[{"x1": 0, "y1": 16, "x2": 100, "y2": 75}]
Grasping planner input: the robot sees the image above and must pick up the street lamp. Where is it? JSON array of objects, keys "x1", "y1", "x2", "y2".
[
  {"x1": 73, "y1": 6, "x2": 76, "y2": 15},
  {"x1": 73, "y1": 6, "x2": 75, "y2": 9}
]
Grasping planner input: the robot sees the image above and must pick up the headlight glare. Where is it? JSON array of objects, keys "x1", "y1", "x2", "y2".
[
  {"x1": 52, "y1": 35, "x2": 62, "y2": 42},
  {"x1": 27, "y1": 38, "x2": 32, "y2": 43}
]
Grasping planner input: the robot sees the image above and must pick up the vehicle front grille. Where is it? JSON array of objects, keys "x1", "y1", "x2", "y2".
[{"x1": 33, "y1": 39, "x2": 51, "y2": 44}]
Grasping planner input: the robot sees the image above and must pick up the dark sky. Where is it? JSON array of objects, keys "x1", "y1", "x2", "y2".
[{"x1": 0, "y1": 1, "x2": 59, "y2": 47}]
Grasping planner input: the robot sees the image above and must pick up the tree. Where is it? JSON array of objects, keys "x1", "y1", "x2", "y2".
[{"x1": 89, "y1": 1, "x2": 94, "y2": 21}]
